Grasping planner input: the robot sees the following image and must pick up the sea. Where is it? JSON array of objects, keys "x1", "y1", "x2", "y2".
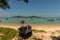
[{"x1": 0, "y1": 17, "x2": 60, "y2": 24}]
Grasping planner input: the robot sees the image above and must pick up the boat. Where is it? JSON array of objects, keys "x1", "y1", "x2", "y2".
[{"x1": 47, "y1": 19, "x2": 54, "y2": 21}]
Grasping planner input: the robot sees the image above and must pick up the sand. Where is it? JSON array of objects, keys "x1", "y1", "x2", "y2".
[{"x1": 0, "y1": 23, "x2": 60, "y2": 40}]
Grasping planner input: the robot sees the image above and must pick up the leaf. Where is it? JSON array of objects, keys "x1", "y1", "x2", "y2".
[
  {"x1": 0, "y1": 0, "x2": 29, "y2": 10},
  {"x1": 0, "y1": 0, "x2": 10, "y2": 9},
  {"x1": 23, "y1": 0, "x2": 28, "y2": 3},
  {"x1": 17, "y1": 0, "x2": 21, "y2": 1}
]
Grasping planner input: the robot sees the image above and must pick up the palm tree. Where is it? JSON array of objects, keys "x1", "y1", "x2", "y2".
[{"x1": 0, "y1": 0, "x2": 28, "y2": 10}]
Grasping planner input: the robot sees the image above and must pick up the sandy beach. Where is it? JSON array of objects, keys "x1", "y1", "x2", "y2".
[
  {"x1": 0, "y1": 23, "x2": 60, "y2": 31},
  {"x1": 0, "y1": 23, "x2": 60, "y2": 40}
]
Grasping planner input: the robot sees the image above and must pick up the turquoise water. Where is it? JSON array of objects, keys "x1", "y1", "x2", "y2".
[{"x1": 0, "y1": 17, "x2": 60, "y2": 24}]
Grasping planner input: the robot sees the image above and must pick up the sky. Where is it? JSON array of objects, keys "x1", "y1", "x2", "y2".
[{"x1": 0, "y1": 0, "x2": 60, "y2": 17}]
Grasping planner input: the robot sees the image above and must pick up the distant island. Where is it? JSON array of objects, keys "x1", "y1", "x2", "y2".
[{"x1": 11, "y1": 16, "x2": 42, "y2": 18}]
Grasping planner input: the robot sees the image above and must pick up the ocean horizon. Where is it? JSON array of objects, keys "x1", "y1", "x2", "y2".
[{"x1": 0, "y1": 17, "x2": 60, "y2": 24}]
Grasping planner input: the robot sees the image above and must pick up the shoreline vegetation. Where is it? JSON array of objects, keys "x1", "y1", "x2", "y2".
[
  {"x1": 11, "y1": 16, "x2": 42, "y2": 18},
  {"x1": 0, "y1": 24, "x2": 60, "y2": 40}
]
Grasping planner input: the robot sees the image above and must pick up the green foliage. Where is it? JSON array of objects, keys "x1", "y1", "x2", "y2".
[
  {"x1": 17, "y1": 0, "x2": 28, "y2": 3},
  {"x1": 23, "y1": 0, "x2": 28, "y2": 3},
  {"x1": 0, "y1": 0, "x2": 10, "y2": 9},
  {"x1": 0, "y1": 27, "x2": 18, "y2": 40},
  {"x1": 0, "y1": 0, "x2": 29, "y2": 9}
]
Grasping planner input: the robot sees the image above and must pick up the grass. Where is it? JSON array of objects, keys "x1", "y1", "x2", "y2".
[
  {"x1": 32, "y1": 29, "x2": 46, "y2": 33},
  {"x1": 32, "y1": 29, "x2": 37, "y2": 33},
  {"x1": 0, "y1": 27, "x2": 18, "y2": 40},
  {"x1": 38, "y1": 30, "x2": 46, "y2": 33},
  {"x1": 0, "y1": 27, "x2": 47, "y2": 40}
]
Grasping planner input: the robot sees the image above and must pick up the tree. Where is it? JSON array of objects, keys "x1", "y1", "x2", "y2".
[{"x1": 0, "y1": 0, "x2": 28, "y2": 10}]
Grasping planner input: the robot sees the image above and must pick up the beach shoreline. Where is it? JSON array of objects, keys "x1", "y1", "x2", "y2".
[
  {"x1": 0, "y1": 23, "x2": 60, "y2": 30},
  {"x1": 0, "y1": 23, "x2": 60, "y2": 40}
]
